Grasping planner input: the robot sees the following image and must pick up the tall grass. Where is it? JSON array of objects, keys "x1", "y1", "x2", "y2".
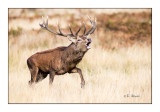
[{"x1": 9, "y1": 32, "x2": 151, "y2": 103}]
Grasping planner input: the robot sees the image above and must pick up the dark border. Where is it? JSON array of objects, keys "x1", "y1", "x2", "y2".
[{"x1": 8, "y1": 8, "x2": 152, "y2": 104}]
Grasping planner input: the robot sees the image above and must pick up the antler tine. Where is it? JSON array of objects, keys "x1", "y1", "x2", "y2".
[
  {"x1": 94, "y1": 17, "x2": 96, "y2": 23},
  {"x1": 87, "y1": 15, "x2": 93, "y2": 23},
  {"x1": 75, "y1": 23, "x2": 82, "y2": 37},
  {"x1": 57, "y1": 21, "x2": 62, "y2": 34},
  {"x1": 68, "y1": 24, "x2": 75, "y2": 37},
  {"x1": 45, "y1": 16, "x2": 48, "y2": 27},
  {"x1": 82, "y1": 22, "x2": 86, "y2": 36},
  {"x1": 85, "y1": 16, "x2": 96, "y2": 36},
  {"x1": 39, "y1": 16, "x2": 45, "y2": 28}
]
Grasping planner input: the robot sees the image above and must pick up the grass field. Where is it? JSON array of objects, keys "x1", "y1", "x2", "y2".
[{"x1": 9, "y1": 9, "x2": 151, "y2": 103}]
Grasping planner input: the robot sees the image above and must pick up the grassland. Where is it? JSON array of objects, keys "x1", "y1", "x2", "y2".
[{"x1": 9, "y1": 9, "x2": 151, "y2": 103}]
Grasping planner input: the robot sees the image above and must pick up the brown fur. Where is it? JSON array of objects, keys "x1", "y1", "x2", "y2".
[{"x1": 27, "y1": 41, "x2": 89, "y2": 87}]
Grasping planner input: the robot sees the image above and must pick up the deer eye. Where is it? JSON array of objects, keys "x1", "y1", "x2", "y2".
[{"x1": 77, "y1": 39, "x2": 81, "y2": 42}]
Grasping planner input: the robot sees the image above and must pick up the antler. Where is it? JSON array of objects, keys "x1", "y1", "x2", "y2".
[
  {"x1": 83, "y1": 16, "x2": 96, "y2": 36},
  {"x1": 39, "y1": 16, "x2": 82, "y2": 38}
]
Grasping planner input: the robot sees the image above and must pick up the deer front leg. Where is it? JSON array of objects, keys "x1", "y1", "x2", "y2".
[
  {"x1": 49, "y1": 71, "x2": 55, "y2": 85},
  {"x1": 69, "y1": 67, "x2": 85, "y2": 88}
]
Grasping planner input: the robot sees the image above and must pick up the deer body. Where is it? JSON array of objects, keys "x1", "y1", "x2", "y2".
[
  {"x1": 27, "y1": 16, "x2": 96, "y2": 88},
  {"x1": 27, "y1": 43, "x2": 86, "y2": 75}
]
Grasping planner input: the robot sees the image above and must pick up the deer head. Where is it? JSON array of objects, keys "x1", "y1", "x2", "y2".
[{"x1": 39, "y1": 16, "x2": 96, "y2": 52}]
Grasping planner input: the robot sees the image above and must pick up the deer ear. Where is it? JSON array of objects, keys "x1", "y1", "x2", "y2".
[{"x1": 68, "y1": 37, "x2": 77, "y2": 43}]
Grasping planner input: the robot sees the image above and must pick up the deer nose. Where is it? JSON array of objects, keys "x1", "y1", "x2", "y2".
[{"x1": 87, "y1": 38, "x2": 92, "y2": 43}]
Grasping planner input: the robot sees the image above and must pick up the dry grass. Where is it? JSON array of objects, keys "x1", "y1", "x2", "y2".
[
  {"x1": 9, "y1": 9, "x2": 151, "y2": 103},
  {"x1": 9, "y1": 36, "x2": 151, "y2": 103}
]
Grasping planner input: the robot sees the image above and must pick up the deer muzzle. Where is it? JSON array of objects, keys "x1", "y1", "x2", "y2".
[{"x1": 86, "y1": 38, "x2": 92, "y2": 49}]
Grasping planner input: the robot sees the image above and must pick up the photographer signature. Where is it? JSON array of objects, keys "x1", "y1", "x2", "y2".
[{"x1": 124, "y1": 94, "x2": 140, "y2": 98}]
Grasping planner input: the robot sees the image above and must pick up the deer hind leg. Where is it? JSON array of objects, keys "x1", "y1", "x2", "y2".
[
  {"x1": 28, "y1": 66, "x2": 39, "y2": 85},
  {"x1": 69, "y1": 67, "x2": 85, "y2": 88},
  {"x1": 27, "y1": 59, "x2": 38, "y2": 85}
]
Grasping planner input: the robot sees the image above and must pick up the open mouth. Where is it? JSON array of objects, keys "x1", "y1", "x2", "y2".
[{"x1": 86, "y1": 42, "x2": 91, "y2": 49}]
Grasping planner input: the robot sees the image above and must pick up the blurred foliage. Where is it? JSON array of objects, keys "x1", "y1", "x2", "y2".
[
  {"x1": 97, "y1": 12, "x2": 151, "y2": 49},
  {"x1": 9, "y1": 27, "x2": 22, "y2": 37},
  {"x1": 9, "y1": 9, "x2": 151, "y2": 50}
]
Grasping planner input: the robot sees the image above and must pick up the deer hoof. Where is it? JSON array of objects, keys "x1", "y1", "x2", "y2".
[
  {"x1": 81, "y1": 81, "x2": 85, "y2": 88},
  {"x1": 28, "y1": 80, "x2": 32, "y2": 85},
  {"x1": 81, "y1": 84, "x2": 84, "y2": 88}
]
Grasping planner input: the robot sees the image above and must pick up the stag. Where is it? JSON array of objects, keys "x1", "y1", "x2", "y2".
[{"x1": 27, "y1": 16, "x2": 96, "y2": 88}]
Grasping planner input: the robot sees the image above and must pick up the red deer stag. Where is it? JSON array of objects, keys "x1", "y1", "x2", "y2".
[{"x1": 27, "y1": 16, "x2": 96, "y2": 88}]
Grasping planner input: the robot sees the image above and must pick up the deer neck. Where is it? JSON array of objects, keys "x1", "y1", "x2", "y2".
[{"x1": 64, "y1": 43, "x2": 86, "y2": 62}]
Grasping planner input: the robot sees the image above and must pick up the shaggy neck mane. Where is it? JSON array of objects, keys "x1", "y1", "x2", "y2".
[{"x1": 62, "y1": 43, "x2": 86, "y2": 63}]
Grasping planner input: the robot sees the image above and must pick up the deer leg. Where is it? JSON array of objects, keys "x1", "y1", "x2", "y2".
[
  {"x1": 29, "y1": 66, "x2": 39, "y2": 85},
  {"x1": 69, "y1": 67, "x2": 85, "y2": 88},
  {"x1": 49, "y1": 71, "x2": 55, "y2": 85}
]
